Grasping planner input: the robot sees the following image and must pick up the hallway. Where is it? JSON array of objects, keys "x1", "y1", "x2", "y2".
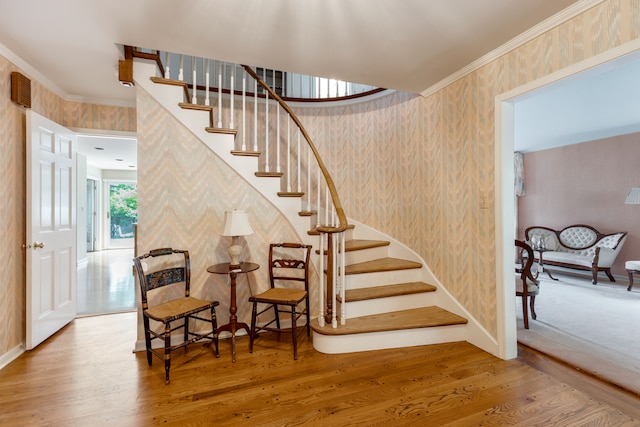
[{"x1": 77, "y1": 249, "x2": 136, "y2": 316}]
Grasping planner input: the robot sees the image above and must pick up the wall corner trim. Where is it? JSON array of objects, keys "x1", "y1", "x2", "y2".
[{"x1": 420, "y1": 0, "x2": 606, "y2": 98}]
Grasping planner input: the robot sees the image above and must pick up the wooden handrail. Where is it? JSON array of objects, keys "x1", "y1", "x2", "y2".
[{"x1": 242, "y1": 65, "x2": 348, "y2": 233}]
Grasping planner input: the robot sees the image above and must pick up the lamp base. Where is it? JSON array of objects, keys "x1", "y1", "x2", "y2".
[{"x1": 228, "y1": 240, "x2": 243, "y2": 268}]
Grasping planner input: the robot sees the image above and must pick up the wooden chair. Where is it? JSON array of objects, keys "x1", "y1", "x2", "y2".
[
  {"x1": 515, "y1": 240, "x2": 540, "y2": 329},
  {"x1": 133, "y1": 248, "x2": 220, "y2": 384},
  {"x1": 249, "y1": 243, "x2": 312, "y2": 360}
]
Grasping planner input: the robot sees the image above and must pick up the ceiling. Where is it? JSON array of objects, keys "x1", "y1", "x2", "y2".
[
  {"x1": 0, "y1": 0, "x2": 581, "y2": 105},
  {"x1": 3, "y1": 0, "x2": 636, "y2": 168},
  {"x1": 514, "y1": 51, "x2": 640, "y2": 152},
  {"x1": 77, "y1": 134, "x2": 137, "y2": 172}
]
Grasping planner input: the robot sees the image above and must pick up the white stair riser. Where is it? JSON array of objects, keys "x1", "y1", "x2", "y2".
[
  {"x1": 312, "y1": 324, "x2": 467, "y2": 354},
  {"x1": 345, "y1": 268, "x2": 422, "y2": 289},
  {"x1": 341, "y1": 292, "x2": 437, "y2": 318},
  {"x1": 343, "y1": 246, "x2": 389, "y2": 264}
]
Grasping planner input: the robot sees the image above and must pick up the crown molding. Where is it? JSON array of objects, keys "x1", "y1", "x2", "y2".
[
  {"x1": 0, "y1": 41, "x2": 68, "y2": 100},
  {"x1": 420, "y1": 0, "x2": 606, "y2": 98},
  {"x1": 0, "y1": 42, "x2": 135, "y2": 108}
]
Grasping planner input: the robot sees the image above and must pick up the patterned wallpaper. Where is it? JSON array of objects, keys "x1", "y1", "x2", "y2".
[
  {"x1": 1, "y1": 0, "x2": 639, "y2": 360},
  {"x1": 0, "y1": 53, "x2": 136, "y2": 358},
  {"x1": 135, "y1": 88, "x2": 307, "y2": 330}
]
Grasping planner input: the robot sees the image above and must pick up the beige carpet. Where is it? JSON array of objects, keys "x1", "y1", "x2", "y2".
[{"x1": 516, "y1": 270, "x2": 640, "y2": 395}]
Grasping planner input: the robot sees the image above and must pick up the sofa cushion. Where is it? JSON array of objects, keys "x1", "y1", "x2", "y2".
[
  {"x1": 543, "y1": 251, "x2": 594, "y2": 268},
  {"x1": 559, "y1": 226, "x2": 598, "y2": 249},
  {"x1": 515, "y1": 275, "x2": 539, "y2": 293}
]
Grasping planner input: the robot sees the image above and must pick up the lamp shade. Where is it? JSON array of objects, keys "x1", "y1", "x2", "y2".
[
  {"x1": 222, "y1": 210, "x2": 254, "y2": 236},
  {"x1": 624, "y1": 188, "x2": 640, "y2": 205}
]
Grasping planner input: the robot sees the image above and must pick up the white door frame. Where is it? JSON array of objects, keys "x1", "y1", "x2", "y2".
[{"x1": 494, "y1": 39, "x2": 640, "y2": 359}]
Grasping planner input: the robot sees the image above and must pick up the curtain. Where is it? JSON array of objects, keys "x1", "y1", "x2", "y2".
[{"x1": 514, "y1": 152, "x2": 525, "y2": 197}]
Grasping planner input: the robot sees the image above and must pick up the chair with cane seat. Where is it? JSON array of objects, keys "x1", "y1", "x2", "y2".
[
  {"x1": 133, "y1": 248, "x2": 220, "y2": 384},
  {"x1": 249, "y1": 243, "x2": 312, "y2": 359}
]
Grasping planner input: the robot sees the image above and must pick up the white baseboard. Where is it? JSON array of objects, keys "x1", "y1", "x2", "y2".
[{"x1": 0, "y1": 344, "x2": 25, "y2": 370}]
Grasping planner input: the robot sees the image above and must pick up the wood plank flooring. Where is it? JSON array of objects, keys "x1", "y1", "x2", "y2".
[{"x1": 1, "y1": 312, "x2": 638, "y2": 426}]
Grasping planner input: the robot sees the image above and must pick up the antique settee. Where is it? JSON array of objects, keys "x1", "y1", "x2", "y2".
[{"x1": 524, "y1": 225, "x2": 627, "y2": 285}]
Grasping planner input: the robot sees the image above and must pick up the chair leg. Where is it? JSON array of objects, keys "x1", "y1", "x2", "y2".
[
  {"x1": 521, "y1": 295, "x2": 529, "y2": 329},
  {"x1": 164, "y1": 323, "x2": 172, "y2": 385},
  {"x1": 210, "y1": 306, "x2": 220, "y2": 357},
  {"x1": 183, "y1": 317, "x2": 190, "y2": 348},
  {"x1": 628, "y1": 270, "x2": 635, "y2": 291},
  {"x1": 249, "y1": 302, "x2": 258, "y2": 353},
  {"x1": 273, "y1": 304, "x2": 281, "y2": 330},
  {"x1": 529, "y1": 296, "x2": 537, "y2": 320},
  {"x1": 605, "y1": 270, "x2": 616, "y2": 282},
  {"x1": 591, "y1": 267, "x2": 598, "y2": 285},
  {"x1": 143, "y1": 317, "x2": 153, "y2": 366},
  {"x1": 305, "y1": 296, "x2": 311, "y2": 337},
  {"x1": 291, "y1": 304, "x2": 298, "y2": 360}
]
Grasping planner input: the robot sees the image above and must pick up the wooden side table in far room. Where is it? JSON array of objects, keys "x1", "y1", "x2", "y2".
[{"x1": 207, "y1": 262, "x2": 259, "y2": 362}]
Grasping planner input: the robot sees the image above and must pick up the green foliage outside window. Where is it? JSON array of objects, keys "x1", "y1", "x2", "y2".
[{"x1": 110, "y1": 184, "x2": 137, "y2": 239}]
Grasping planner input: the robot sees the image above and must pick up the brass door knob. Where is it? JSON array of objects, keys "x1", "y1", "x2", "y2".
[{"x1": 33, "y1": 242, "x2": 45, "y2": 249}]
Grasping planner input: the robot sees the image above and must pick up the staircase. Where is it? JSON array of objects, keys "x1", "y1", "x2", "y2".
[{"x1": 132, "y1": 55, "x2": 494, "y2": 356}]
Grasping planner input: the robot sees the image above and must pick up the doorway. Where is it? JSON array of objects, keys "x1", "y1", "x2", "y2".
[
  {"x1": 496, "y1": 42, "x2": 640, "y2": 388},
  {"x1": 77, "y1": 134, "x2": 137, "y2": 315}
]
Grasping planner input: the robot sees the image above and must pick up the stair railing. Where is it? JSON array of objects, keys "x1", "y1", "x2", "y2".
[{"x1": 129, "y1": 46, "x2": 348, "y2": 327}]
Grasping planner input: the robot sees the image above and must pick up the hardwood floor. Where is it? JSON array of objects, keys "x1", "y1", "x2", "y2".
[
  {"x1": 77, "y1": 249, "x2": 136, "y2": 315},
  {"x1": 1, "y1": 312, "x2": 639, "y2": 426}
]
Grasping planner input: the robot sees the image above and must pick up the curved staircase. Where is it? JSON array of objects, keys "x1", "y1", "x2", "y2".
[{"x1": 133, "y1": 56, "x2": 495, "y2": 356}]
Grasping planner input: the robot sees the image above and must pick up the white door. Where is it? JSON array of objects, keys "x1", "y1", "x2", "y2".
[{"x1": 26, "y1": 111, "x2": 77, "y2": 350}]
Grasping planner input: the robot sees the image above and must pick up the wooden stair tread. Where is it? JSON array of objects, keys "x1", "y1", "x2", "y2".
[
  {"x1": 178, "y1": 102, "x2": 212, "y2": 112},
  {"x1": 278, "y1": 191, "x2": 304, "y2": 197},
  {"x1": 344, "y1": 257, "x2": 421, "y2": 275},
  {"x1": 316, "y1": 239, "x2": 391, "y2": 255},
  {"x1": 233, "y1": 150, "x2": 260, "y2": 157},
  {"x1": 150, "y1": 76, "x2": 187, "y2": 87},
  {"x1": 205, "y1": 127, "x2": 237, "y2": 136},
  {"x1": 255, "y1": 171, "x2": 283, "y2": 177},
  {"x1": 346, "y1": 239, "x2": 390, "y2": 251},
  {"x1": 311, "y1": 306, "x2": 467, "y2": 336},
  {"x1": 342, "y1": 282, "x2": 436, "y2": 302}
]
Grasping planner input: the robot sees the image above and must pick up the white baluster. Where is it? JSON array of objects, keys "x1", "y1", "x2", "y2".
[
  {"x1": 276, "y1": 105, "x2": 281, "y2": 174},
  {"x1": 340, "y1": 231, "x2": 346, "y2": 325},
  {"x1": 205, "y1": 60, "x2": 210, "y2": 106},
  {"x1": 253, "y1": 77, "x2": 258, "y2": 152},
  {"x1": 325, "y1": 185, "x2": 329, "y2": 226},
  {"x1": 306, "y1": 143, "x2": 311, "y2": 212},
  {"x1": 332, "y1": 233, "x2": 338, "y2": 328},
  {"x1": 265, "y1": 80, "x2": 270, "y2": 173},
  {"x1": 284, "y1": 113, "x2": 289, "y2": 188},
  {"x1": 229, "y1": 64, "x2": 235, "y2": 129},
  {"x1": 318, "y1": 233, "x2": 325, "y2": 327},
  {"x1": 242, "y1": 70, "x2": 246, "y2": 151},
  {"x1": 164, "y1": 52, "x2": 170, "y2": 78},
  {"x1": 178, "y1": 54, "x2": 184, "y2": 81},
  {"x1": 316, "y1": 168, "x2": 321, "y2": 229},
  {"x1": 217, "y1": 62, "x2": 223, "y2": 128},
  {"x1": 296, "y1": 129, "x2": 301, "y2": 193},
  {"x1": 191, "y1": 57, "x2": 197, "y2": 104}
]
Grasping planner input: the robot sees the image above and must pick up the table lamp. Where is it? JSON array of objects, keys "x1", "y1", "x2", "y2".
[{"x1": 222, "y1": 209, "x2": 254, "y2": 268}]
